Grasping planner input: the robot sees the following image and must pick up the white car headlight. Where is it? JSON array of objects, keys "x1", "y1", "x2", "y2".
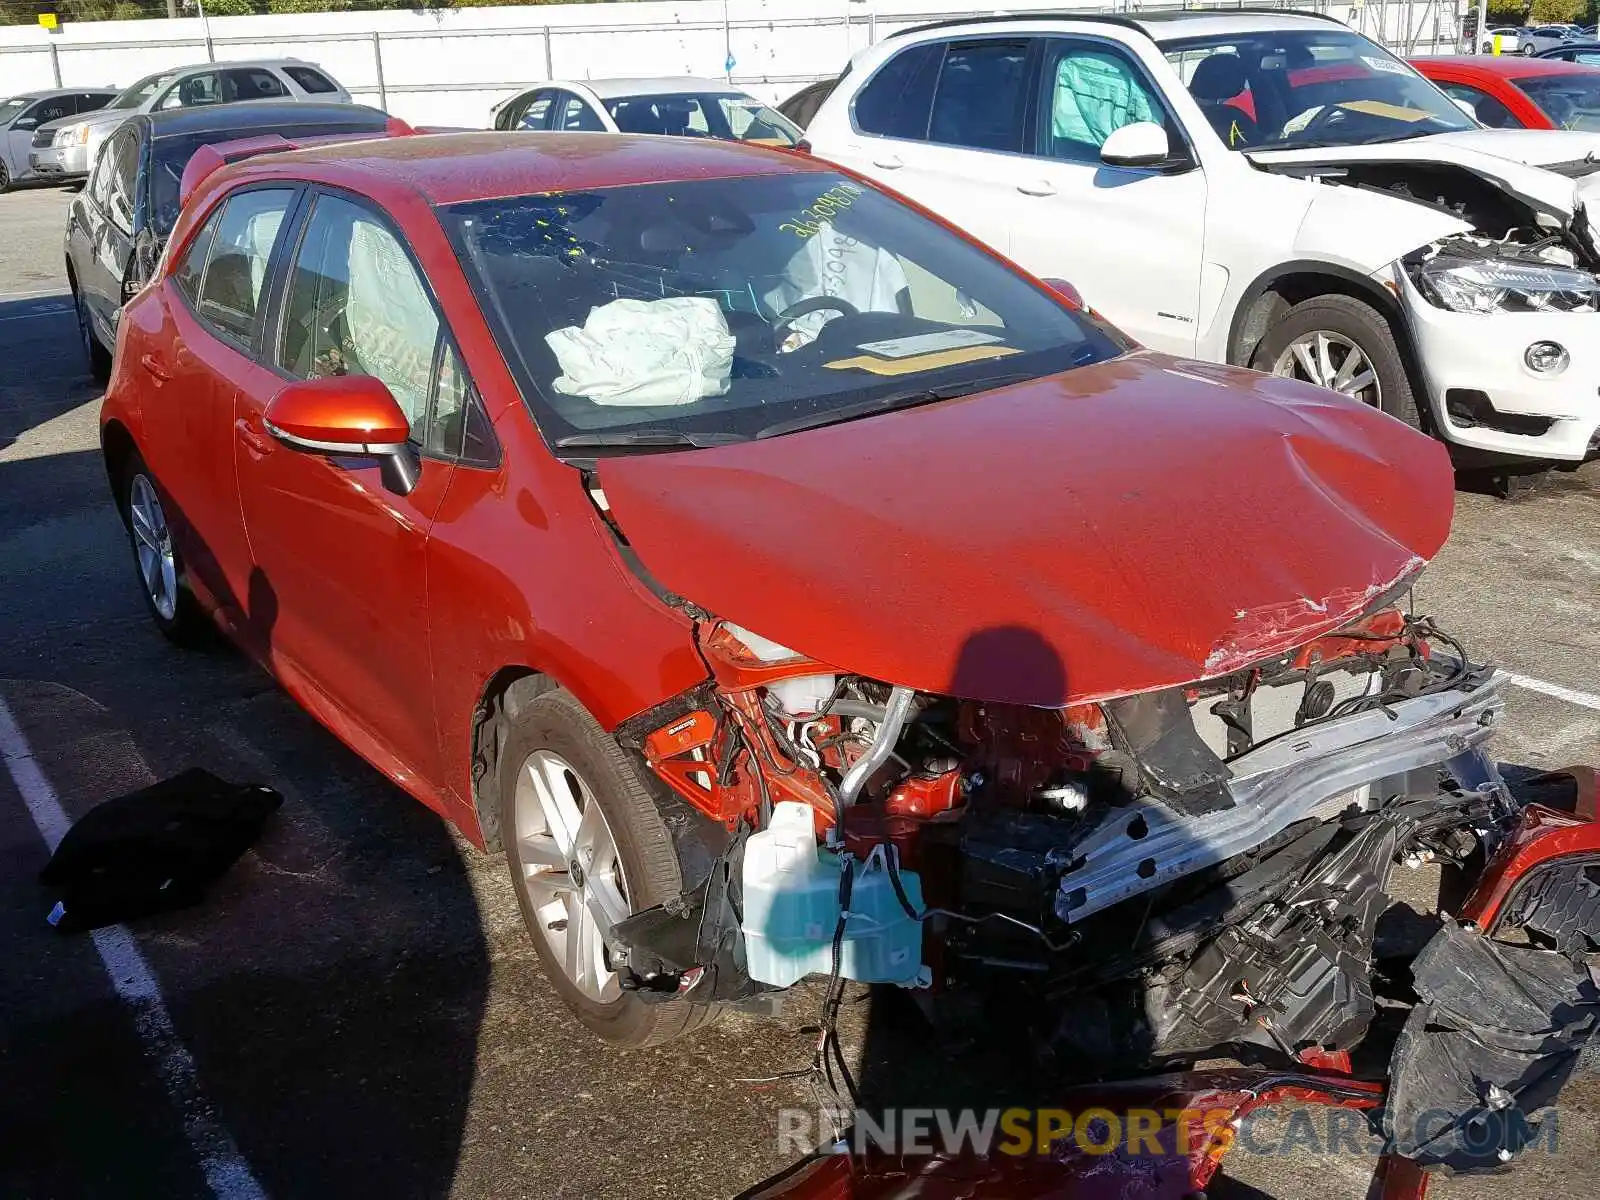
[{"x1": 1414, "y1": 256, "x2": 1600, "y2": 314}]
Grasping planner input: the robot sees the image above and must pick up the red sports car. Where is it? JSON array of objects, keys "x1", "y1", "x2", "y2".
[
  {"x1": 102, "y1": 130, "x2": 1600, "y2": 1191},
  {"x1": 1412, "y1": 54, "x2": 1600, "y2": 131}
]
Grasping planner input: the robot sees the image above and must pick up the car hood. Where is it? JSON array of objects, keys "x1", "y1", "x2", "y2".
[
  {"x1": 1249, "y1": 129, "x2": 1600, "y2": 230},
  {"x1": 41, "y1": 108, "x2": 131, "y2": 137},
  {"x1": 598, "y1": 352, "x2": 1455, "y2": 708}
]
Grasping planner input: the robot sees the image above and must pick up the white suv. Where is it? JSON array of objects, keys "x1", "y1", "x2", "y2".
[{"x1": 805, "y1": 12, "x2": 1600, "y2": 473}]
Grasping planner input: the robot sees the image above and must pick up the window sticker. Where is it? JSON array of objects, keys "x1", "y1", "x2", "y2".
[
  {"x1": 778, "y1": 182, "x2": 866, "y2": 238},
  {"x1": 1361, "y1": 55, "x2": 1411, "y2": 76},
  {"x1": 856, "y1": 329, "x2": 1004, "y2": 359}
]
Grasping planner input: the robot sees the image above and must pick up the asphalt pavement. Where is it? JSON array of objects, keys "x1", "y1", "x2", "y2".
[{"x1": 2, "y1": 184, "x2": 1598, "y2": 1200}]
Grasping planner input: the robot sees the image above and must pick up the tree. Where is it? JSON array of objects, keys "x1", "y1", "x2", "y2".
[{"x1": 1529, "y1": 0, "x2": 1586, "y2": 22}]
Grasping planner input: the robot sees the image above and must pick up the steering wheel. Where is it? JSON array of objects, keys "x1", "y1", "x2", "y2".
[
  {"x1": 772, "y1": 295, "x2": 860, "y2": 335},
  {"x1": 1289, "y1": 103, "x2": 1352, "y2": 141}
]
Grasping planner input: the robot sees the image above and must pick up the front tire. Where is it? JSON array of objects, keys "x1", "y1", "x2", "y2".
[
  {"x1": 1252, "y1": 294, "x2": 1421, "y2": 430},
  {"x1": 0, "y1": 160, "x2": 11, "y2": 194},
  {"x1": 117, "y1": 452, "x2": 210, "y2": 645},
  {"x1": 500, "y1": 687, "x2": 715, "y2": 1047}
]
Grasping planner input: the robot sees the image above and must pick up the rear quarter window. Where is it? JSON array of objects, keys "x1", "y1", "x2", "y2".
[{"x1": 284, "y1": 67, "x2": 339, "y2": 95}]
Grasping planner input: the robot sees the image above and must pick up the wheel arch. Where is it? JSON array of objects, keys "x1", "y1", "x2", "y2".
[
  {"x1": 101, "y1": 418, "x2": 138, "y2": 517},
  {"x1": 1226, "y1": 260, "x2": 1411, "y2": 369},
  {"x1": 468, "y1": 667, "x2": 558, "y2": 853}
]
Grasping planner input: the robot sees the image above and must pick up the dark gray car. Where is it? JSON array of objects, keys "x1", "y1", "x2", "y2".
[
  {"x1": 65, "y1": 100, "x2": 395, "y2": 381},
  {"x1": 0, "y1": 88, "x2": 117, "y2": 191}
]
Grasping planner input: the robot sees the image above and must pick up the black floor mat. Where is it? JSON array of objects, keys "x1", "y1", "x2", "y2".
[{"x1": 38, "y1": 768, "x2": 282, "y2": 932}]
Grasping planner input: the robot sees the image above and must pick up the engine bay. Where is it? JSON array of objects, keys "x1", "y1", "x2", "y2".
[{"x1": 610, "y1": 608, "x2": 1522, "y2": 1077}]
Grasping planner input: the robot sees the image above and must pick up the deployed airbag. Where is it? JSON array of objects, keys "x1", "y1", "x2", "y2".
[{"x1": 546, "y1": 296, "x2": 735, "y2": 406}]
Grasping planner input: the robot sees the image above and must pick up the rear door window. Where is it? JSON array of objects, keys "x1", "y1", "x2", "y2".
[
  {"x1": 853, "y1": 42, "x2": 943, "y2": 140},
  {"x1": 24, "y1": 96, "x2": 72, "y2": 127},
  {"x1": 223, "y1": 68, "x2": 289, "y2": 103},
  {"x1": 192, "y1": 188, "x2": 296, "y2": 345},
  {"x1": 284, "y1": 66, "x2": 339, "y2": 95},
  {"x1": 927, "y1": 39, "x2": 1033, "y2": 153}
]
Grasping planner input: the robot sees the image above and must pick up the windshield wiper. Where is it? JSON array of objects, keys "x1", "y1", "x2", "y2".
[
  {"x1": 753, "y1": 372, "x2": 1038, "y2": 441},
  {"x1": 553, "y1": 428, "x2": 748, "y2": 451}
]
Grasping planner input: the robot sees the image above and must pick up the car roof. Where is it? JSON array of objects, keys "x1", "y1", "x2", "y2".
[
  {"x1": 6, "y1": 87, "x2": 115, "y2": 101},
  {"x1": 1417, "y1": 54, "x2": 1600, "y2": 78},
  {"x1": 144, "y1": 100, "x2": 388, "y2": 140},
  {"x1": 559, "y1": 77, "x2": 751, "y2": 100},
  {"x1": 213, "y1": 130, "x2": 826, "y2": 207},
  {"x1": 895, "y1": 8, "x2": 1343, "y2": 44}
]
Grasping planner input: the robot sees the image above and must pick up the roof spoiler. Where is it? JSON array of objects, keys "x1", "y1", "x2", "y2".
[{"x1": 178, "y1": 115, "x2": 416, "y2": 209}]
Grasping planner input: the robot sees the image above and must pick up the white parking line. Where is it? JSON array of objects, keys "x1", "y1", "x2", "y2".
[
  {"x1": 0, "y1": 696, "x2": 267, "y2": 1200},
  {"x1": 0, "y1": 304, "x2": 72, "y2": 324},
  {"x1": 1504, "y1": 673, "x2": 1600, "y2": 713}
]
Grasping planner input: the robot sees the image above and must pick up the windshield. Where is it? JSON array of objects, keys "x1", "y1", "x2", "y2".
[
  {"x1": 1162, "y1": 29, "x2": 1476, "y2": 150},
  {"x1": 110, "y1": 72, "x2": 175, "y2": 112},
  {"x1": 1518, "y1": 74, "x2": 1600, "y2": 131},
  {"x1": 604, "y1": 92, "x2": 803, "y2": 146},
  {"x1": 440, "y1": 171, "x2": 1122, "y2": 450},
  {"x1": 0, "y1": 98, "x2": 28, "y2": 127}
]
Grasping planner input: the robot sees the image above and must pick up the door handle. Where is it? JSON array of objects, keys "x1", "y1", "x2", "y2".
[
  {"x1": 139, "y1": 353, "x2": 171, "y2": 382},
  {"x1": 235, "y1": 419, "x2": 274, "y2": 459},
  {"x1": 1017, "y1": 179, "x2": 1058, "y2": 197},
  {"x1": 871, "y1": 154, "x2": 903, "y2": 170}
]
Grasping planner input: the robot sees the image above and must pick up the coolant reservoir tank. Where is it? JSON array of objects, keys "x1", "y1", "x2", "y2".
[{"x1": 742, "y1": 802, "x2": 928, "y2": 989}]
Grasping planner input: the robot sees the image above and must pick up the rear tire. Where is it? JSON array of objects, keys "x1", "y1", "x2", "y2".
[
  {"x1": 73, "y1": 280, "x2": 112, "y2": 384},
  {"x1": 1252, "y1": 294, "x2": 1421, "y2": 431},
  {"x1": 499, "y1": 687, "x2": 715, "y2": 1047},
  {"x1": 116, "y1": 451, "x2": 211, "y2": 646}
]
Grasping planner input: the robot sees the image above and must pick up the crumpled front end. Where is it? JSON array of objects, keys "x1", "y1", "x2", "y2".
[{"x1": 605, "y1": 600, "x2": 1600, "y2": 1188}]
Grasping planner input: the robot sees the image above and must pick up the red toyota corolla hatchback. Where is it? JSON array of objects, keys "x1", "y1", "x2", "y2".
[{"x1": 102, "y1": 136, "x2": 1597, "y2": 1158}]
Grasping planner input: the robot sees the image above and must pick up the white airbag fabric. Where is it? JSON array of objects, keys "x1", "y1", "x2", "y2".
[{"x1": 547, "y1": 297, "x2": 735, "y2": 406}]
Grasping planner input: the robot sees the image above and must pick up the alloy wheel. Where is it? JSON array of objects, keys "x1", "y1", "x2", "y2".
[
  {"x1": 127, "y1": 473, "x2": 178, "y2": 621},
  {"x1": 1271, "y1": 330, "x2": 1381, "y2": 408},
  {"x1": 512, "y1": 749, "x2": 632, "y2": 1002}
]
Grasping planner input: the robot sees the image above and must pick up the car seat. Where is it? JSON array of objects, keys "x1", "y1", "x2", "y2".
[{"x1": 1189, "y1": 54, "x2": 1260, "y2": 147}]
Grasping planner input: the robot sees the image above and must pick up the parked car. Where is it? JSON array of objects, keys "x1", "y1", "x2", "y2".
[
  {"x1": 776, "y1": 77, "x2": 840, "y2": 131},
  {"x1": 41, "y1": 59, "x2": 349, "y2": 199},
  {"x1": 0, "y1": 88, "x2": 117, "y2": 191},
  {"x1": 99, "y1": 133, "x2": 1600, "y2": 1188},
  {"x1": 1414, "y1": 55, "x2": 1600, "y2": 132},
  {"x1": 1518, "y1": 23, "x2": 1584, "y2": 55},
  {"x1": 1479, "y1": 24, "x2": 1526, "y2": 52},
  {"x1": 1537, "y1": 39, "x2": 1600, "y2": 64},
  {"x1": 66, "y1": 101, "x2": 397, "y2": 382},
  {"x1": 804, "y1": 10, "x2": 1600, "y2": 475},
  {"x1": 491, "y1": 76, "x2": 802, "y2": 146}
]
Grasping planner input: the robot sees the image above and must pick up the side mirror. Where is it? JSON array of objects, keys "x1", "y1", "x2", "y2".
[
  {"x1": 1451, "y1": 97, "x2": 1480, "y2": 120},
  {"x1": 1099, "y1": 121, "x2": 1174, "y2": 169},
  {"x1": 264, "y1": 375, "x2": 420, "y2": 496},
  {"x1": 1040, "y1": 276, "x2": 1086, "y2": 310},
  {"x1": 13, "y1": 116, "x2": 38, "y2": 132}
]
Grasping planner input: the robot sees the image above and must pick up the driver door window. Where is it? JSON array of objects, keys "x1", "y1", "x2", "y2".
[
  {"x1": 161, "y1": 73, "x2": 221, "y2": 109},
  {"x1": 1437, "y1": 81, "x2": 1520, "y2": 129},
  {"x1": 515, "y1": 91, "x2": 556, "y2": 131},
  {"x1": 1042, "y1": 44, "x2": 1169, "y2": 163},
  {"x1": 103, "y1": 129, "x2": 140, "y2": 234},
  {"x1": 277, "y1": 193, "x2": 448, "y2": 446},
  {"x1": 555, "y1": 94, "x2": 605, "y2": 131}
]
